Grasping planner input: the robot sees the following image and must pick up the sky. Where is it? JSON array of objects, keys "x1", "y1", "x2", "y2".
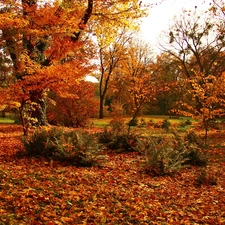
[{"x1": 140, "y1": 0, "x2": 213, "y2": 50}]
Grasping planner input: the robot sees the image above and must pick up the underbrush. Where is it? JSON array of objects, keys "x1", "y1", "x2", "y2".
[
  {"x1": 98, "y1": 126, "x2": 139, "y2": 152},
  {"x1": 97, "y1": 117, "x2": 207, "y2": 176},
  {"x1": 98, "y1": 117, "x2": 140, "y2": 153},
  {"x1": 195, "y1": 168, "x2": 218, "y2": 187},
  {"x1": 138, "y1": 129, "x2": 207, "y2": 176},
  {"x1": 20, "y1": 121, "x2": 208, "y2": 175},
  {"x1": 21, "y1": 127, "x2": 102, "y2": 167}
]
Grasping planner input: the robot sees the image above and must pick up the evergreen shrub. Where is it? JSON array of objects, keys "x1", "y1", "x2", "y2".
[
  {"x1": 139, "y1": 130, "x2": 207, "y2": 176},
  {"x1": 21, "y1": 127, "x2": 101, "y2": 166}
]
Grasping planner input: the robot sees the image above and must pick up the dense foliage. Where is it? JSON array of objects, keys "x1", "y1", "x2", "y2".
[{"x1": 21, "y1": 126, "x2": 102, "y2": 166}]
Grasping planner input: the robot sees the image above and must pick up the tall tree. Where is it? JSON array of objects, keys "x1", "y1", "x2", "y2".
[
  {"x1": 160, "y1": 8, "x2": 225, "y2": 139},
  {"x1": 150, "y1": 53, "x2": 184, "y2": 115},
  {"x1": 0, "y1": 48, "x2": 13, "y2": 117},
  {"x1": 96, "y1": 29, "x2": 134, "y2": 119},
  {"x1": 0, "y1": 0, "x2": 146, "y2": 133},
  {"x1": 115, "y1": 39, "x2": 155, "y2": 124}
]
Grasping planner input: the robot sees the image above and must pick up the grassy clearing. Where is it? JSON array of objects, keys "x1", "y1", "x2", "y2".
[
  {"x1": 0, "y1": 117, "x2": 15, "y2": 124},
  {"x1": 90, "y1": 115, "x2": 195, "y2": 134}
]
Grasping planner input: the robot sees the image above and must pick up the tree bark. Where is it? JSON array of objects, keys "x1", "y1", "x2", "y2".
[
  {"x1": 30, "y1": 91, "x2": 46, "y2": 126},
  {"x1": 99, "y1": 95, "x2": 104, "y2": 119}
]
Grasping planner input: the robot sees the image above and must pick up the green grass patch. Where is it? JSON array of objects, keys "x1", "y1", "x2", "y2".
[
  {"x1": 90, "y1": 118, "x2": 111, "y2": 128},
  {"x1": 0, "y1": 117, "x2": 15, "y2": 124},
  {"x1": 91, "y1": 115, "x2": 196, "y2": 130}
]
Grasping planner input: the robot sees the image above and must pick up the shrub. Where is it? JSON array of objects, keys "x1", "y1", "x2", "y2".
[
  {"x1": 107, "y1": 132, "x2": 139, "y2": 152},
  {"x1": 161, "y1": 119, "x2": 171, "y2": 131},
  {"x1": 139, "y1": 118, "x2": 147, "y2": 127},
  {"x1": 178, "y1": 122, "x2": 186, "y2": 128},
  {"x1": 54, "y1": 131, "x2": 101, "y2": 166},
  {"x1": 185, "y1": 119, "x2": 192, "y2": 126},
  {"x1": 98, "y1": 123, "x2": 140, "y2": 153},
  {"x1": 183, "y1": 147, "x2": 208, "y2": 167},
  {"x1": 184, "y1": 130, "x2": 202, "y2": 146},
  {"x1": 173, "y1": 129, "x2": 207, "y2": 166},
  {"x1": 147, "y1": 119, "x2": 155, "y2": 127},
  {"x1": 208, "y1": 118, "x2": 219, "y2": 130},
  {"x1": 21, "y1": 127, "x2": 101, "y2": 166},
  {"x1": 47, "y1": 82, "x2": 97, "y2": 128},
  {"x1": 178, "y1": 119, "x2": 192, "y2": 128},
  {"x1": 153, "y1": 121, "x2": 162, "y2": 128},
  {"x1": 109, "y1": 116, "x2": 126, "y2": 134},
  {"x1": 98, "y1": 126, "x2": 113, "y2": 144},
  {"x1": 21, "y1": 126, "x2": 64, "y2": 157},
  {"x1": 196, "y1": 169, "x2": 217, "y2": 187},
  {"x1": 140, "y1": 130, "x2": 207, "y2": 176},
  {"x1": 141, "y1": 135, "x2": 189, "y2": 176}
]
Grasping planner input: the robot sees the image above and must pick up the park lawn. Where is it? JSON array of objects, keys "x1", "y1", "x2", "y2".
[
  {"x1": 0, "y1": 124, "x2": 225, "y2": 224},
  {"x1": 0, "y1": 117, "x2": 15, "y2": 124},
  {"x1": 91, "y1": 115, "x2": 194, "y2": 128}
]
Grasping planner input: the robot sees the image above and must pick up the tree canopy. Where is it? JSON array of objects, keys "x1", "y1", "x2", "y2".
[{"x1": 0, "y1": 0, "x2": 147, "y2": 133}]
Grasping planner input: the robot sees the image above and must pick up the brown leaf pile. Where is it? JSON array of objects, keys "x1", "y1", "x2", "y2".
[{"x1": 0, "y1": 125, "x2": 225, "y2": 224}]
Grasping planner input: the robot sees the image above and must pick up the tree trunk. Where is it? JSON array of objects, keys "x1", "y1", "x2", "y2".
[
  {"x1": 129, "y1": 107, "x2": 142, "y2": 125},
  {"x1": 203, "y1": 119, "x2": 208, "y2": 145},
  {"x1": 1, "y1": 110, "x2": 6, "y2": 118},
  {"x1": 127, "y1": 106, "x2": 142, "y2": 135},
  {"x1": 30, "y1": 91, "x2": 47, "y2": 126},
  {"x1": 99, "y1": 95, "x2": 104, "y2": 119},
  {"x1": 19, "y1": 100, "x2": 28, "y2": 136}
]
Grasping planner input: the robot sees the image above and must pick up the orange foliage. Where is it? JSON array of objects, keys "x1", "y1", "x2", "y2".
[
  {"x1": 0, "y1": 0, "x2": 145, "y2": 131},
  {"x1": 47, "y1": 81, "x2": 98, "y2": 127}
]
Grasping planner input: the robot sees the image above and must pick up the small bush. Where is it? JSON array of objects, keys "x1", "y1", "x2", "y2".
[
  {"x1": 98, "y1": 124, "x2": 140, "y2": 152},
  {"x1": 139, "y1": 118, "x2": 147, "y2": 127},
  {"x1": 140, "y1": 130, "x2": 207, "y2": 176},
  {"x1": 184, "y1": 130, "x2": 202, "y2": 146},
  {"x1": 208, "y1": 118, "x2": 219, "y2": 130},
  {"x1": 140, "y1": 135, "x2": 189, "y2": 176},
  {"x1": 98, "y1": 126, "x2": 113, "y2": 144},
  {"x1": 153, "y1": 121, "x2": 162, "y2": 128},
  {"x1": 196, "y1": 169, "x2": 217, "y2": 187},
  {"x1": 107, "y1": 132, "x2": 139, "y2": 152},
  {"x1": 185, "y1": 119, "x2": 192, "y2": 126},
  {"x1": 21, "y1": 127, "x2": 101, "y2": 166},
  {"x1": 47, "y1": 83, "x2": 98, "y2": 128},
  {"x1": 183, "y1": 147, "x2": 208, "y2": 167},
  {"x1": 178, "y1": 119, "x2": 192, "y2": 128},
  {"x1": 21, "y1": 127, "x2": 64, "y2": 157},
  {"x1": 178, "y1": 122, "x2": 186, "y2": 128},
  {"x1": 161, "y1": 119, "x2": 171, "y2": 131},
  {"x1": 109, "y1": 117, "x2": 125, "y2": 134}
]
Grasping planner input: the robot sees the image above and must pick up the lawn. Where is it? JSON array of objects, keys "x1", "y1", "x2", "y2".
[
  {"x1": 0, "y1": 117, "x2": 15, "y2": 124},
  {"x1": 91, "y1": 115, "x2": 193, "y2": 127},
  {"x1": 0, "y1": 124, "x2": 225, "y2": 224}
]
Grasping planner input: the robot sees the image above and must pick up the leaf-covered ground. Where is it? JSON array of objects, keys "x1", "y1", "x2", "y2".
[{"x1": 0, "y1": 125, "x2": 225, "y2": 225}]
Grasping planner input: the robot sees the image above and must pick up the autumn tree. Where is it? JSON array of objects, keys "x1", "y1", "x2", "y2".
[
  {"x1": 0, "y1": 51, "x2": 12, "y2": 87},
  {"x1": 114, "y1": 38, "x2": 155, "y2": 125},
  {"x1": 160, "y1": 8, "x2": 225, "y2": 138},
  {"x1": 47, "y1": 81, "x2": 98, "y2": 127},
  {"x1": 0, "y1": 0, "x2": 95, "y2": 134},
  {"x1": 149, "y1": 53, "x2": 185, "y2": 115},
  {"x1": 96, "y1": 28, "x2": 134, "y2": 119},
  {"x1": 211, "y1": 0, "x2": 225, "y2": 18},
  {"x1": 0, "y1": 47, "x2": 14, "y2": 117},
  {"x1": 0, "y1": 0, "x2": 146, "y2": 134}
]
